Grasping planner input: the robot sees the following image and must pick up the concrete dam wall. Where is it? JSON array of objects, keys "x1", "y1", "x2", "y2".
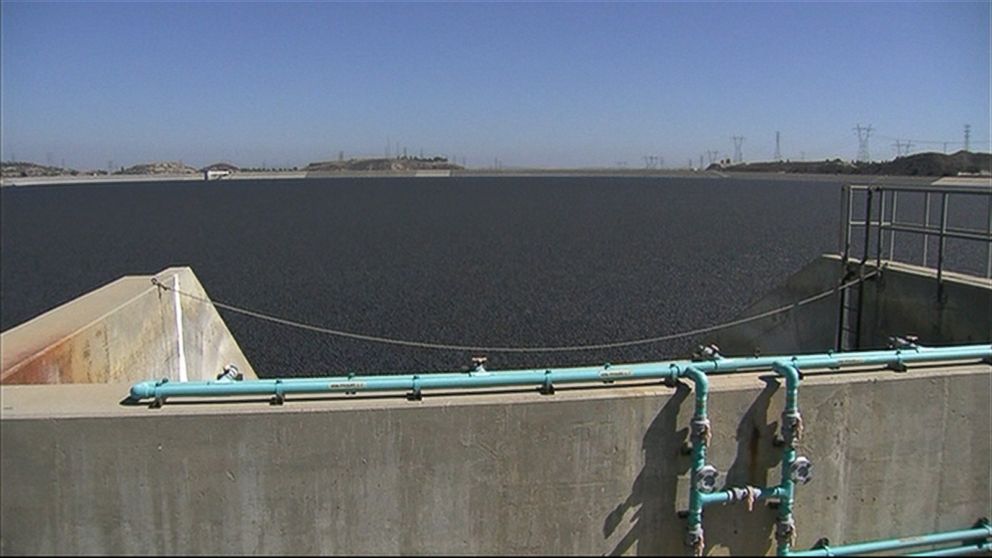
[{"x1": 1, "y1": 362, "x2": 989, "y2": 555}]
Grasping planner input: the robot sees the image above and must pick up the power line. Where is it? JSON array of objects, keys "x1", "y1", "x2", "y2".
[
  {"x1": 854, "y1": 124, "x2": 873, "y2": 162},
  {"x1": 731, "y1": 136, "x2": 745, "y2": 163}
]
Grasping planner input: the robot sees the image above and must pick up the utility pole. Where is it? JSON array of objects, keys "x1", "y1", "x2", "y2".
[
  {"x1": 731, "y1": 136, "x2": 744, "y2": 163},
  {"x1": 964, "y1": 124, "x2": 971, "y2": 152},
  {"x1": 854, "y1": 124, "x2": 873, "y2": 162},
  {"x1": 774, "y1": 131, "x2": 782, "y2": 162}
]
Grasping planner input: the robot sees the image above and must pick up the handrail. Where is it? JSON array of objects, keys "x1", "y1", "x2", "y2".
[
  {"x1": 787, "y1": 519, "x2": 991, "y2": 556},
  {"x1": 128, "y1": 343, "x2": 992, "y2": 406},
  {"x1": 840, "y1": 183, "x2": 992, "y2": 279}
]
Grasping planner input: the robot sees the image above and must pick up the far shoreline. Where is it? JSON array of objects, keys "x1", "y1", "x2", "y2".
[{"x1": 0, "y1": 168, "x2": 961, "y2": 188}]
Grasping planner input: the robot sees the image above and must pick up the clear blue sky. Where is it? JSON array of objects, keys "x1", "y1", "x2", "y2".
[{"x1": 2, "y1": 1, "x2": 989, "y2": 169}]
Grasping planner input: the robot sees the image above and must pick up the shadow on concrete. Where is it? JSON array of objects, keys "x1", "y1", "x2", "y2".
[
  {"x1": 702, "y1": 376, "x2": 781, "y2": 556},
  {"x1": 603, "y1": 382, "x2": 690, "y2": 556}
]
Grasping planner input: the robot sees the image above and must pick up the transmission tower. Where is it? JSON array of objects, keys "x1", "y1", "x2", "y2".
[
  {"x1": 854, "y1": 124, "x2": 873, "y2": 162},
  {"x1": 774, "y1": 131, "x2": 782, "y2": 162},
  {"x1": 706, "y1": 150, "x2": 720, "y2": 165},
  {"x1": 731, "y1": 136, "x2": 744, "y2": 163},
  {"x1": 964, "y1": 124, "x2": 971, "y2": 152}
]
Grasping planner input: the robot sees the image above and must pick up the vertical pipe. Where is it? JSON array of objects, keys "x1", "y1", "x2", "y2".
[
  {"x1": 923, "y1": 192, "x2": 931, "y2": 266},
  {"x1": 682, "y1": 366, "x2": 711, "y2": 557},
  {"x1": 889, "y1": 191, "x2": 898, "y2": 260},
  {"x1": 773, "y1": 362, "x2": 802, "y2": 556},
  {"x1": 937, "y1": 192, "x2": 949, "y2": 286}
]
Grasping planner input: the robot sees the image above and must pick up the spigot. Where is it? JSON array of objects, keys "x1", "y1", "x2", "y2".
[{"x1": 216, "y1": 364, "x2": 243, "y2": 382}]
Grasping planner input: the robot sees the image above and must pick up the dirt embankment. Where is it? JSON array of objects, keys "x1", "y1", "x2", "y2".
[
  {"x1": 712, "y1": 151, "x2": 991, "y2": 177},
  {"x1": 305, "y1": 157, "x2": 463, "y2": 173}
]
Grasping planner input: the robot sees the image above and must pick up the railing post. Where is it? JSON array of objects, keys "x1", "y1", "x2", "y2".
[
  {"x1": 937, "y1": 192, "x2": 949, "y2": 290},
  {"x1": 855, "y1": 188, "x2": 874, "y2": 349},
  {"x1": 876, "y1": 188, "x2": 886, "y2": 269},
  {"x1": 922, "y1": 192, "x2": 931, "y2": 266},
  {"x1": 889, "y1": 191, "x2": 898, "y2": 260},
  {"x1": 986, "y1": 194, "x2": 991, "y2": 279}
]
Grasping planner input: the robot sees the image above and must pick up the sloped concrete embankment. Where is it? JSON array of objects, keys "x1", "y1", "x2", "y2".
[
  {"x1": 713, "y1": 254, "x2": 992, "y2": 355},
  {"x1": 0, "y1": 267, "x2": 256, "y2": 385}
]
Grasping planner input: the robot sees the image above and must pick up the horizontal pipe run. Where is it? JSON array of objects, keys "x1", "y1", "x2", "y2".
[
  {"x1": 906, "y1": 542, "x2": 991, "y2": 556},
  {"x1": 699, "y1": 486, "x2": 785, "y2": 506},
  {"x1": 129, "y1": 344, "x2": 992, "y2": 402},
  {"x1": 787, "y1": 525, "x2": 992, "y2": 557}
]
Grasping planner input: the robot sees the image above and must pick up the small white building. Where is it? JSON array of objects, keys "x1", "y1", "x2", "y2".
[{"x1": 204, "y1": 169, "x2": 232, "y2": 180}]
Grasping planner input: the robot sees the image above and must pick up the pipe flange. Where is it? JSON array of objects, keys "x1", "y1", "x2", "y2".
[
  {"x1": 695, "y1": 465, "x2": 720, "y2": 494},
  {"x1": 790, "y1": 456, "x2": 813, "y2": 485}
]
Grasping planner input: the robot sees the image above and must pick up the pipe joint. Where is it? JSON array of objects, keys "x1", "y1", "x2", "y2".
[
  {"x1": 782, "y1": 411, "x2": 804, "y2": 447},
  {"x1": 727, "y1": 486, "x2": 761, "y2": 511},
  {"x1": 777, "y1": 514, "x2": 797, "y2": 549},
  {"x1": 691, "y1": 417, "x2": 712, "y2": 446},
  {"x1": 685, "y1": 523, "x2": 705, "y2": 557}
]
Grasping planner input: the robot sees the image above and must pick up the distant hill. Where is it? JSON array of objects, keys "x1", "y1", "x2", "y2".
[
  {"x1": 117, "y1": 161, "x2": 198, "y2": 175},
  {"x1": 713, "y1": 151, "x2": 991, "y2": 177},
  {"x1": 1, "y1": 161, "x2": 77, "y2": 178},
  {"x1": 305, "y1": 157, "x2": 463, "y2": 173}
]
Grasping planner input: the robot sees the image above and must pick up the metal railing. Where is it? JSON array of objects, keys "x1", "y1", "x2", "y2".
[
  {"x1": 835, "y1": 182, "x2": 991, "y2": 351},
  {"x1": 840, "y1": 182, "x2": 992, "y2": 281}
]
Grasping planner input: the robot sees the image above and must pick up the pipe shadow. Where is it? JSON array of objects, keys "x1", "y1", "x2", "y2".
[
  {"x1": 702, "y1": 376, "x2": 781, "y2": 556},
  {"x1": 603, "y1": 382, "x2": 691, "y2": 556}
]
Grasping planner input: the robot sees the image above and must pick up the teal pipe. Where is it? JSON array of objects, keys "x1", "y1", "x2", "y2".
[
  {"x1": 680, "y1": 365, "x2": 710, "y2": 555},
  {"x1": 128, "y1": 344, "x2": 991, "y2": 403},
  {"x1": 699, "y1": 485, "x2": 785, "y2": 506},
  {"x1": 907, "y1": 542, "x2": 991, "y2": 556},
  {"x1": 787, "y1": 522, "x2": 992, "y2": 556},
  {"x1": 773, "y1": 362, "x2": 803, "y2": 557}
]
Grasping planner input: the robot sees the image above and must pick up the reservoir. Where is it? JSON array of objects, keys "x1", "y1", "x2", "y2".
[{"x1": 1, "y1": 175, "x2": 986, "y2": 376}]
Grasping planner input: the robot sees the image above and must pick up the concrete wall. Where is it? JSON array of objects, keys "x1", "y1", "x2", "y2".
[
  {"x1": 0, "y1": 267, "x2": 256, "y2": 384},
  {"x1": 714, "y1": 254, "x2": 992, "y2": 356},
  {"x1": 2, "y1": 362, "x2": 989, "y2": 555}
]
